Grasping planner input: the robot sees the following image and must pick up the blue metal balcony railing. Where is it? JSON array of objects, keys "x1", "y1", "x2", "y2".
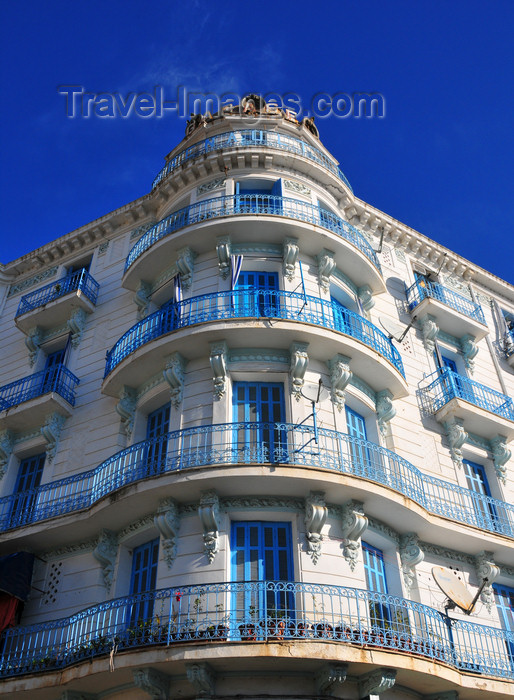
[
  {"x1": 152, "y1": 129, "x2": 353, "y2": 191},
  {"x1": 16, "y1": 269, "x2": 99, "y2": 318},
  {"x1": 1, "y1": 581, "x2": 512, "y2": 679},
  {"x1": 125, "y1": 195, "x2": 379, "y2": 273},
  {"x1": 406, "y1": 278, "x2": 486, "y2": 325},
  {"x1": 418, "y1": 369, "x2": 514, "y2": 421},
  {"x1": 1, "y1": 423, "x2": 512, "y2": 537},
  {"x1": 0, "y1": 365, "x2": 79, "y2": 411},
  {"x1": 104, "y1": 291, "x2": 400, "y2": 377}
]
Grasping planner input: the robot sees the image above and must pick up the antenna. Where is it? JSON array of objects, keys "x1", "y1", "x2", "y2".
[
  {"x1": 379, "y1": 316, "x2": 417, "y2": 343},
  {"x1": 293, "y1": 379, "x2": 329, "y2": 455},
  {"x1": 431, "y1": 566, "x2": 488, "y2": 615},
  {"x1": 435, "y1": 252, "x2": 448, "y2": 276},
  {"x1": 372, "y1": 227, "x2": 385, "y2": 254}
]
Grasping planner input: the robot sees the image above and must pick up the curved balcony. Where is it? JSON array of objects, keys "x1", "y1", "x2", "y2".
[
  {"x1": 0, "y1": 365, "x2": 79, "y2": 432},
  {"x1": 2, "y1": 423, "x2": 512, "y2": 539},
  {"x1": 406, "y1": 279, "x2": 488, "y2": 340},
  {"x1": 1, "y1": 581, "x2": 512, "y2": 680},
  {"x1": 418, "y1": 369, "x2": 514, "y2": 441},
  {"x1": 122, "y1": 195, "x2": 384, "y2": 294},
  {"x1": 103, "y1": 290, "x2": 404, "y2": 396},
  {"x1": 15, "y1": 269, "x2": 99, "y2": 335},
  {"x1": 152, "y1": 129, "x2": 352, "y2": 191}
]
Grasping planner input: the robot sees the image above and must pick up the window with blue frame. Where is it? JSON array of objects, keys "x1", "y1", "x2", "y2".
[
  {"x1": 233, "y1": 382, "x2": 286, "y2": 463},
  {"x1": 10, "y1": 453, "x2": 45, "y2": 526},
  {"x1": 41, "y1": 348, "x2": 66, "y2": 393},
  {"x1": 362, "y1": 542, "x2": 391, "y2": 627},
  {"x1": 128, "y1": 538, "x2": 159, "y2": 627},
  {"x1": 493, "y1": 584, "x2": 514, "y2": 665},
  {"x1": 463, "y1": 459, "x2": 498, "y2": 530},
  {"x1": 235, "y1": 271, "x2": 279, "y2": 317},
  {"x1": 235, "y1": 179, "x2": 282, "y2": 214},
  {"x1": 345, "y1": 406, "x2": 370, "y2": 471},
  {"x1": 146, "y1": 403, "x2": 170, "y2": 474}
]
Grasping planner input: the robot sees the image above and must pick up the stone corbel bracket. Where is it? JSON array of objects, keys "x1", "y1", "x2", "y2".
[
  {"x1": 282, "y1": 237, "x2": 299, "y2": 282},
  {"x1": 443, "y1": 417, "x2": 468, "y2": 466},
  {"x1": 341, "y1": 500, "x2": 368, "y2": 571},
  {"x1": 134, "y1": 281, "x2": 152, "y2": 320},
  {"x1": 359, "y1": 668, "x2": 396, "y2": 697},
  {"x1": 115, "y1": 386, "x2": 137, "y2": 438},
  {"x1": 41, "y1": 412, "x2": 66, "y2": 463},
  {"x1": 199, "y1": 490, "x2": 220, "y2": 563},
  {"x1": 176, "y1": 246, "x2": 196, "y2": 289},
  {"x1": 133, "y1": 667, "x2": 170, "y2": 700},
  {"x1": 304, "y1": 491, "x2": 327, "y2": 564},
  {"x1": 216, "y1": 236, "x2": 231, "y2": 279},
  {"x1": 154, "y1": 498, "x2": 180, "y2": 569},
  {"x1": 93, "y1": 529, "x2": 118, "y2": 592},
  {"x1": 316, "y1": 249, "x2": 336, "y2": 292},
  {"x1": 67, "y1": 308, "x2": 88, "y2": 348},
  {"x1": 25, "y1": 327, "x2": 41, "y2": 367},
  {"x1": 358, "y1": 284, "x2": 374, "y2": 313},
  {"x1": 460, "y1": 334, "x2": 478, "y2": 374},
  {"x1": 474, "y1": 551, "x2": 499, "y2": 613},
  {"x1": 376, "y1": 389, "x2": 396, "y2": 437},
  {"x1": 419, "y1": 313, "x2": 438, "y2": 354},
  {"x1": 490, "y1": 435, "x2": 511, "y2": 484},
  {"x1": 290, "y1": 341, "x2": 309, "y2": 401},
  {"x1": 314, "y1": 663, "x2": 347, "y2": 695},
  {"x1": 186, "y1": 662, "x2": 216, "y2": 697},
  {"x1": 209, "y1": 341, "x2": 228, "y2": 400},
  {"x1": 399, "y1": 532, "x2": 424, "y2": 594},
  {"x1": 0, "y1": 430, "x2": 14, "y2": 480},
  {"x1": 327, "y1": 354, "x2": 352, "y2": 411},
  {"x1": 163, "y1": 352, "x2": 187, "y2": 407}
]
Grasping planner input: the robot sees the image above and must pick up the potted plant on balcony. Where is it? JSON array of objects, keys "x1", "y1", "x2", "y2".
[
  {"x1": 262, "y1": 606, "x2": 287, "y2": 640},
  {"x1": 238, "y1": 604, "x2": 258, "y2": 640}
]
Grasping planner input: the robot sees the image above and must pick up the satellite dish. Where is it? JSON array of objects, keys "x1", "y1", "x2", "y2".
[
  {"x1": 301, "y1": 379, "x2": 328, "y2": 403},
  {"x1": 379, "y1": 316, "x2": 416, "y2": 343},
  {"x1": 432, "y1": 566, "x2": 474, "y2": 613}
]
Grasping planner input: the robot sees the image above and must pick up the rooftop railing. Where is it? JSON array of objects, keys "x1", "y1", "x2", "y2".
[
  {"x1": 1, "y1": 581, "x2": 512, "y2": 679},
  {"x1": 1, "y1": 422, "x2": 512, "y2": 537},
  {"x1": 405, "y1": 278, "x2": 486, "y2": 325},
  {"x1": 104, "y1": 290, "x2": 399, "y2": 377},
  {"x1": 16, "y1": 269, "x2": 99, "y2": 318},
  {"x1": 418, "y1": 369, "x2": 514, "y2": 422},
  {"x1": 152, "y1": 129, "x2": 352, "y2": 191},
  {"x1": 125, "y1": 194, "x2": 379, "y2": 273},
  {"x1": 0, "y1": 365, "x2": 79, "y2": 412}
]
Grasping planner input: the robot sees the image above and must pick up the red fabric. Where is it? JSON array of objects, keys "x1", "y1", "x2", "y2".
[{"x1": 0, "y1": 592, "x2": 19, "y2": 633}]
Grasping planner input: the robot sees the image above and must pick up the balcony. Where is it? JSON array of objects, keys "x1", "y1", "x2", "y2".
[
  {"x1": 418, "y1": 369, "x2": 514, "y2": 440},
  {"x1": 0, "y1": 365, "x2": 79, "y2": 432},
  {"x1": 15, "y1": 269, "x2": 99, "y2": 335},
  {"x1": 122, "y1": 195, "x2": 384, "y2": 295},
  {"x1": 406, "y1": 278, "x2": 488, "y2": 340},
  {"x1": 2, "y1": 423, "x2": 512, "y2": 539},
  {"x1": 152, "y1": 128, "x2": 353, "y2": 191},
  {"x1": 1, "y1": 581, "x2": 512, "y2": 680},
  {"x1": 102, "y1": 291, "x2": 405, "y2": 397}
]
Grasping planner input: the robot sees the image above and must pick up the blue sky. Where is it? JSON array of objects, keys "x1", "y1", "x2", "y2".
[{"x1": 1, "y1": 0, "x2": 513, "y2": 284}]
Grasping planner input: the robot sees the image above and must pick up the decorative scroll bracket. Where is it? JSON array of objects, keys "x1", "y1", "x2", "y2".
[
  {"x1": 328, "y1": 354, "x2": 352, "y2": 412},
  {"x1": 359, "y1": 668, "x2": 396, "y2": 697},
  {"x1": 282, "y1": 237, "x2": 299, "y2": 282},
  {"x1": 443, "y1": 417, "x2": 468, "y2": 466},
  {"x1": 209, "y1": 341, "x2": 228, "y2": 400},
  {"x1": 419, "y1": 313, "x2": 439, "y2": 354},
  {"x1": 376, "y1": 389, "x2": 396, "y2": 437},
  {"x1": 198, "y1": 490, "x2": 220, "y2": 563},
  {"x1": 474, "y1": 551, "x2": 500, "y2": 613},
  {"x1": 0, "y1": 430, "x2": 14, "y2": 480},
  {"x1": 67, "y1": 308, "x2": 88, "y2": 348},
  {"x1": 216, "y1": 236, "x2": 231, "y2": 279},
  {"x1": 93, "y1": 529, "x2": 118, "y2": 592},
  {"x1": 290, "y1": 341, "x2": 309, "y2": 401},
  {"x1": 399, "y1": 533, "x2": 424, "y2": 595},
  {"x1": 316, "y1": 249, "x2": 336, "y2": 292},
  {"x1": 304, "y1": 491, "x2": 327, "y2": 564},
  {"x1": 491, "y1": 435, "x2": 511, "y2": 484},
  {"x1": 154, "y1": 498, "x2": 180, "y2": 569},
  {"x1": 115, "y1": 386, "x2": 138, "y2": 438},
  {"x1": 133, "y1": 667, "x2": 170, "y2": 700},
  {"x1": 341, "y1": 500, "x2": 368, "y2": 571},
  {"x1": 163, "y1": 352, "x2": 187, "y2": 407},
  {"x1": 186, "y1": 662, "x2": 216, "y2": 697},
  {"x1": 41, "y1": 412, "x2": 66, "y2": 463},
  {"x1": 315, "y1": 663, "x2": 347, "y2": 695},
  {"x1": 460, "y1": 334, "x2": 478, "y2": 374},
  {"x1": 134, "y1": 281, "x2": 152, "y2": 320},
  {"x1": 176, "y1": 246, "x2": 196, "y2": 290},
  {"x1": 25, "y1": 326, "x2": 41, "y2": 367},
  {"x1": 358, "y1": 284, "x2": 375, "y2": 312}
]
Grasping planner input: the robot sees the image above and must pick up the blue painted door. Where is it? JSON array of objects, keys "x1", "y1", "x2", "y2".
[
  {"x1": 231, "y1": 522, "x2": 293, "y2": 625},
  {"x1": 146, "y1": 404, "x2": 170, "y2": 474},
  {"x1": 10, "y1": 453, "x2": 45, "y2": 526},
  {"x1": 233, "y1": 382, "x2": 286, "y2": 462},
  {"x1": 463, "y1": 460, "x2": 498, "y2": 531},
  {"x1": 440, "y1": 354, "x2": 466, "y2": 398},
  {"x1": 493, "y1": 584, "x2": 514, "y2": 665},
  {"x1": 331, "y1": 297, "x2": 364, "y2": 340},
  {"x1": 41, "y1": 348, "x2": 65, "y2": 393},
  {"x1": 345, "y1": 406, "x2": 370, "y2": 474},
  {"x1": 362, "y1": 542, "x2": 391, "y2": 626},
  {"x1": 129, "y1": 539, "x2": 159, "y2": 627},
  {"x1": 236, "y1": 271, "x2": 279, "y2": 317}
]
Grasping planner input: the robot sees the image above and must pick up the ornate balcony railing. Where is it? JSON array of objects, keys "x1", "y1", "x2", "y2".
[
  {"x1": 16, "y1": 269, "x2": 99, "y2": 318},
  {"x1": 125, "y1": 195, "x2": 379, "y2": 273},
  {"x1": 104, "y1": 290, "x2": 399, "y2": 377},
  {"x1": 406, "y1": 279, "x2": 486, "y2": 325},
  {"x1": 1, "y1": 581, "x2": 512, "y2": 679},
  {"x1": 152, "y1": 129, "x2": 352, "y2": 191},
  {"x1": 1, "y1": 423, "x2": 512, "y2": 537},
  {"x1": 418, "y1": 369, "x2": 514, "y2": 421},
  {"x1": 0, "y1": 365, "x2": 79, "y2": 412}
]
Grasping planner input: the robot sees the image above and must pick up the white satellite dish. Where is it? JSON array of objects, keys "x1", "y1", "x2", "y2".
[
  {"x1": 432, "y1": 566, "x2": 476, "y2": 613},
  {"x1": 301, "y1": 379, "x2": 328, "y2": 404},
  {"x1": 379, "y1": 316, "x2": 416, "y2": 343}
]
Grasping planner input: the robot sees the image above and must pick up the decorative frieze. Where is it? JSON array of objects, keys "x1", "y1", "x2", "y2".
[
  {"x1": 289, "y1": 341, "x2": 309, "y2": 401},
  {"x1": 118, "y1": 514, "x2": 154, "y2": 542},
  {"x1": 163, "y1": 352, "x2": 186, "y2": 407},
  {"x1": 0, "y1": 430, "x2": 14, "y2": 479},
  {"x1": 115, "y1": 386, "x2": 137, "y2": 437},
  {"x1": 460, "y1": 334, "x2": 478, "y2": 373},
  {"x1": 25, "y1": 326, "x2": 41, "y2": 367},
  {"x1": 490, "y1": 435, "x2": 511, "y2": 484},
  {"x1": 419, "y1": 314, "x2": 439, "y2": 354},
  {"x1": 92, "y1": 530, "x2": 118, "y2": 591},
  {"x1": 283, "y1": 179, "x2": 311, "y2": 196},
  {"x1": 315, "y1": 664, "x2": 347, "y2": 694},
  {"x1": 376, "y1": 389, "x2": 396, "y2": 437},
  {"x1": 216, "y1": 235, "x2": 231, "y2": 279},
  {"x1": 197, "y1": 177, "x2": 225, "y2": 195},
  {"x1": 474, "y1": 551, "x2": 499, "y2": 613},
  {"x1": 341, "y1": 500, "x2": 368, "y2": 570},
  {"x1": 133, "y1": 667, "x2": 170, "y2": 700},
  {"x1": 134, "y1": 281, "x2": 152, "y2": 319},
  {"x1": 316, "y1": 249, "x2": 336, "y2": 292},
  {"x1": 399, "y1": 533, "x2": 424, "y2": 594},
  {"x1": 210, "y1": 341, "x2": 228, "y2": 399},
  {"x1": 304, "y1": 492, "x2": 327, "y2": 564},
  {"x1": 8, "y1": 267, "x2": 58, "y2": 298},
  {"x1": 443, "y1": 417, "x2": 468, "y2": 466},
  {"x1": 130, "y1": 222, "x2": 156, "y2": 241},
  {"x1": 41, "y1": 412, "x2": 66, "y2": 462},
  {"x1": 154, "y1": 498, "x2": 180, "y2": 569},
  {"x1": 176, "y1": 246, "x2": 196, "y2": 289},
  {"x1": 282, "y1": 237, "x2": 299, "y2": 281},
  {"x1": 67, "y1": 307, "x2": 88, "y2": 348},
  {"x1": 228, "y1": 348, "x2": 289, "y2": 364},
  {"x1": 198, "y1": 490, "x2": 220, "y2": 563},
  {"x1": 221, "y1": 496, "x2": 303, "y2": 511},
  {"x1": 327, "y1": 354, "x2": 352, "y2": 411}
]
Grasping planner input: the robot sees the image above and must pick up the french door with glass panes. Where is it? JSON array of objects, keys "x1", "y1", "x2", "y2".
[
  {"x1": 235, "y1": 271, "x2": 279, "y2": 317},
  {"x1": 233, "y1": 382, "x2": 286, "y2": 463},
  {"x1": 146, "y1": 403, "x2": 170, "y2": 474}
]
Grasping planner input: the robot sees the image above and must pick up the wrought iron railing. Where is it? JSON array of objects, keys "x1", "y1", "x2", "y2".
[
  {"x1": 0, "y1": 365, "x2": 79, "y2": 412},
  {"x1": 1, "y1": 423, "x2": 512, "y2": 536},
  {"x1": 104, "y1": 290, "x2": 399, "y2": 377},
  {"x1": 125, "y1": 194, "x2": 378, "y2": 272},
  {"x1": 152, "y1": 129, "x2": 352, "y2": 191},
  {"x1": 418, "y1": 369, "x2": 514, "y2": 421},
  {"x1": 16, "y1": 269, "x2": 99, "y2": 318},
  {"x1": 1, "y1": 581, "x2": 512, "y2": 679},
  {"x1": 405, "y1": 279, "x2": 486, "y2": 325}
]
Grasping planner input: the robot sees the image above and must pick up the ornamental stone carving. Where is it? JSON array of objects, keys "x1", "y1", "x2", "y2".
[
  {"x1": 115, "y1": 386, "x2": 137, "y2": 437},
  {"x1": 25, "y1": 327, "x2": 41, "y2": 367},
  {"x1": 41, "y1": 412, "x2": 66, "y2": 462},
  {"x1": 216, "y1": 236, "x2": 231, "y2": 279},
  {"x1": 289, "y1": 341, "x2": 309, "y2": 401},
  {"x1": 314, "y1": 663, "x2": 347, "y2": 694},
  {"x1": 419, "y1": 314, "x2": 438, "y2": 354},
  {"x1": 358, "y1": 284, "x2": 375, "y2": 312},
  {"x1": 186, "y1": 662, "x2": 216, "y2": 696},
  {"x1": 443, "y1": 418, "x2": 468, "y2": 466},
  {"x1": 133, "y1": 667, "x2": 170, "y2": 700},
  {"x1": 134, "y1": 281, "x2": 152, "y2": 319},
  {"x1": 399, "y1": 533, "x2": 424, "y2": 594},
  {"x1": 491, "y1": 435, "x2": 511, "y2": 484},
  {"x1": 376, "y1": 389, "x2": 396, "y2": 436},
  {"x1": 327, "y1": 354, "x2": 352, "y2": 411},
  {"x1": 282, "y1": 237, "x2": 299, "y2": 282},
  {"x1": 474, "y1": 551, "x2": 500, "y2": 613},
  {"x1": 209, "y1": 341, "x2": 228, "y2": 400},
  {"x1": 67, "y1": 308, "x2": 88, "y2": 348},
  {"x1": 197, "y1": 177, "x2": 225, "y2": 195},
  {"x1": 341, "y1": 500, "x2": 368, "y2": 571},
  {"x1": 304, "y1": 492, "x2": 327, "y2": 564},
  {"x1": 359, "y1": 668, "x2": 396, "y2": 697},
  {"x1": 154, "y1": 498, "x2": 180, "y2": 569},
  {"x1": 92, "y1": 530, "x2": 118, "y2": 591},
  {"x1": 198, "y1": 490, "x2": 220, "y2": 563},
  {"x1": 460, "y1": 334, "x2": 478, "y2": 373},
  {"x1": 316, "y1": 249, "x2": 336, "y2": 292},
  {"x1": 0, "y1": 431, "x2": 14, "y2": 479},
  {"x1": 176, "y1": 246, "x2": 196, "y2": 289},
  {"x1": 163, "y1": 352, "x2": 186, "y2": 407},
  {"x1": 283, "y1": 179, "x2": 311, "y2": 196}
]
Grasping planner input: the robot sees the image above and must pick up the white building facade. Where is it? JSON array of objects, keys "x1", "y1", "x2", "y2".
[{"x1": 0, "y1": 95, "x2": 513, "y2": 700}]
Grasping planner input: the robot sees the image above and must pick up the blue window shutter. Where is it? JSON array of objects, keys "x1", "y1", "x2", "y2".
[
  {"x1": 271, "y1": 179, "x2": 282, "y2": 197},
  {"x1": 129, "y1": 538, "x2": 159, "y2": 626},
  {"x1": 345, "y1": 407, "x2": 367, "y2": 440},
  {"x1": 10, "y1": 453, "x2": 45, "y2": 525},
  {"x1": 146, "y1": 404, "x2": 170, "y2": 474},
  {"x1": 493, "y1": 584, "x2": 514, "y2": 662},
  {"x1": 232, "y1": 381, "x2": 286, "y2": 463}
]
